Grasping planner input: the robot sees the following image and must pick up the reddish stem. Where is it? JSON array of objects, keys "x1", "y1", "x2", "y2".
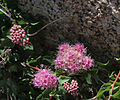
[
  {"x1": 26, "y1": 64, "x2": 40, "y2": 70},
  {"x1": 21, "y1": 62, "x2": 40, "y2": 70},
  {"x1": 108, "y1": 71, "x2": 120, "y2": 100},
  {"x1": 49, "y1": 96, "x2": 52, "y2": 100},
  {"x1": 59, "y1": 70, "x2": 68, "y2": 78}
]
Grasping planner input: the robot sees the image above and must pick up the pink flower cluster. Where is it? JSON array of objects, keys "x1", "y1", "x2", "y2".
[
  {"x1": 63, "y1": 80, "x2": 79, "y2": 95},
  {"x1": 33, "y1": 69, "x2": 58, "y2": 88},
  {"x1": 10, "y1": 25, "x2": 29, "y2": 46},
  {"x1": 54, "y1": 43, "x2": 93, "y2": 72}
]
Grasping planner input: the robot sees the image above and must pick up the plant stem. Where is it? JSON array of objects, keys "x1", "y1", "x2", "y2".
[
  {"x1": 36, "y1": 89, "x2": 47, "y2": 100},
  {"x1": 21, "y1": 62, "x2": 40, "y2": 70},
  {"x1": 27, "y1": 17, "x2": 64, "y2": 36},
  {"x1": 108, "y1": 71, "x2": 120, "y2": 100}
]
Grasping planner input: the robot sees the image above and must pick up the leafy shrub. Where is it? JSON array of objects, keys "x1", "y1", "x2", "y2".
[{"x1": 0, "y1": 1, "x2": 120, "y2": 100}]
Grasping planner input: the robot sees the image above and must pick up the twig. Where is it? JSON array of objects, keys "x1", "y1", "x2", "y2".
[
  {"x1": 21, "y1": 62, "x2": 40, "y2": 70},
  {"x1": 108, "y1": 71, "x2": 120, "y2": 100},
  {"x1": 7, "y1": 88, "x2": 9, "y2": 100},
  {"x1": 0, "y1": 3, "x2": 11, "y2": 15},
  {"x1": 27, "y1": 17, "x2": 65, "y2": 36},
  {"x1": 0, "y1": 4, "x2": 16, "y2": 24}
]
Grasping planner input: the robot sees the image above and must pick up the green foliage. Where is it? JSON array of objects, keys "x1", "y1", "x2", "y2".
[
  {"x1": 59, "y1": 76, "x2": 71, "y2": 85},
  {"x1": 0, "y1": 0, "x2": 120, "y2": 100}
]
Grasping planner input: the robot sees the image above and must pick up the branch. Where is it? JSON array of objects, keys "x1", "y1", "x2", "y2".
[
  {"x1": 0, "y1": 4, "x2": 16, "y2": 24},
  {"x1": 0, "y1": 3, "x2": 11, "y2": 15},
  {"x1": 27, "y1": 17, "x2": 64, "y2": 36}
]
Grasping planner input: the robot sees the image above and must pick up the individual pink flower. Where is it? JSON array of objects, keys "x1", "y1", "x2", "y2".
[
  {"x1": 73, "y1": 43, "x2": 86, "y2": 54},
  {"x1": 33, "y1": 69, "x2": 58, "y2": 88},
  {"x1": 82, "y1": 56, "x2": 93, "y2": 69},
  {"x1": 10, "y1": 25, "x2": 29, "y2": 46},
  {"x1": 58, "y1": 43, "x2": 70, "y2": 54},
  {"x1": 54, "y1": 43, "x2": 93, "y2": 72},
  {"x1": 54, "y1": 55, "x2": 65, "y2": 68},
  {"x1": 63, "y1": 80, "x2": 79, "y2": 95}
]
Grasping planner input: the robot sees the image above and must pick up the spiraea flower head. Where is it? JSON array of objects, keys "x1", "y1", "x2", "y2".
[
  {"x1": 33, "y1": 69, "x2": 58, "y2": 88},
  {"x1": 10, "y1": 25, "x2": 29, "y2": 46},
  {"x1": 82, "y1": 56, "x2": 93, "y2": 69},
  {"x1": 54, "y1": 43, "x2": 93, "y2": 72},
  {"x1": 58, "y1": 43, "x2": 70, "y2": 54},
  {"x1": 73, "y1": 43, "x2": 86, "y2": 54},
  {"x1": 63, "y1": 80, "x2": 79, "y2": 95}
]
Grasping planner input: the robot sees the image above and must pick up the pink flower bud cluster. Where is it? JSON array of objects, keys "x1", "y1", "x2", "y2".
[
  {"x1": 63, "y1": 80, "x2": 79, "y2": 95},
  {"x1": 33, "y1": 69, "x2": 58, "y2": 88},
  {"x1": 54, "y1": 43, "x2": 93, "y2": 72},
  {"x1": 10, "y1": 25, "x2": 29, "y2": 46}
]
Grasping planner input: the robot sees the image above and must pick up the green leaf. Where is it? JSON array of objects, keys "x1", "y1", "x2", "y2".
[
  {"x1": 86, "y1": 73, "x2": 92, "y2": 84},
  {"x1": 24, "y1": 43, "x2": 33, "y2": 50},
  {"x1": 6, "y1": 35, "x2": 11, "y2": 39},
  {"x1": 112, "y1": 89, "x2": 120, "y2": 99},
  {"x1": 49, "y1": 89, "x2": 56, "y2": 97},
  {"x1": 95, "y1": 82, "x2": 112, "y2": 98},
  {"x1": 115, "y1": 58, "x2": 120, "y2": 61},
  {"x1": 109, "y1": 72, "x2": 115, "y2": 80},
  {"x1": 18, "y1": 20, "x2": 28, "y2": 25},
  {"x1": 36, "y1": 88, "x2": 52, "y2": 100},
  {"x1": 109, "y1": 80, "x2": 120, "y2": 86},
  {"x1": 54, "y1": 94, "x2": 61, "y2": 100},
  {"x1": 42, "y1": 58, "x2": 53, "y2": 64},
  {"x1": 0, "y1": 11, "x2": 3, "y2": 14},
  {"x1": 96, "y1": 61, "x2": 109, "y2": 66},
  {"x1": 27, "y1": 56, "x2": 41, "y2": 64},
  {"x1": 58, "y1": 76, "x2": 71, "y2": 85},
  {"x1": 58, "y1": 85, "x2": 67, "y2": 95},
  {"x1": 30, "y1": 22, "x2": 39, "y2": 26},
  {"x1": 0, "y1": 37, "x2": 14, "y2": 48}
]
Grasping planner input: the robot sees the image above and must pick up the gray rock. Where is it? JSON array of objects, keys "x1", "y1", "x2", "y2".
[{"x1": 18, "y1": 0, "x2": 120, "y2": 61}]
